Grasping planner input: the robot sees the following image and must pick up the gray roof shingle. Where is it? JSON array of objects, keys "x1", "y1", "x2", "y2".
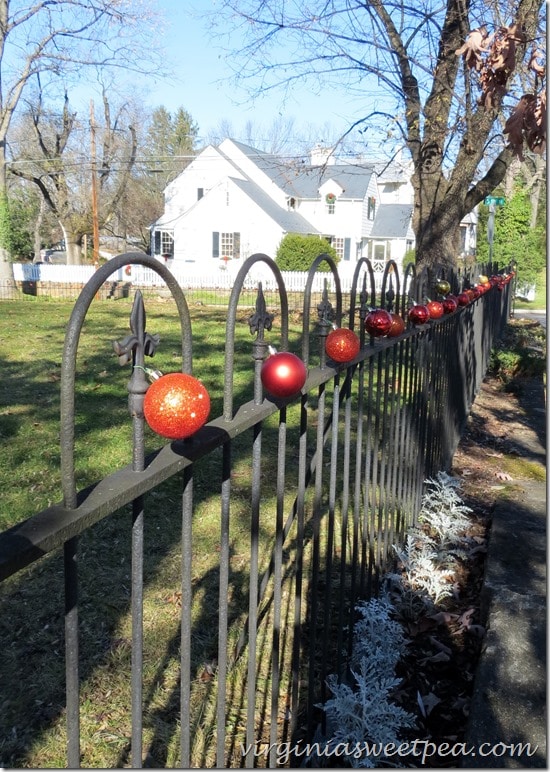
[
  {"x1": 370, "y1": 204, "x2": 413, "y2": 238},
  {"x1": 231, "y1": 177, "x2": 320, "y2": 234},
  {"x1": 227, "y1": 139, "x2": 375, "y2": 200}
]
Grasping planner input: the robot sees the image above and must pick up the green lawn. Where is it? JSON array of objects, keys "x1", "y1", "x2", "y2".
[
  {"x1": 0, "y1": 295, "x2": 323, "y2": 768},
  {"x1": 514, "y1": 268, "x2": 546, "y2": 309},
  {"x1": 0, "y1": 297, "x2": 313, "y2": 530}
]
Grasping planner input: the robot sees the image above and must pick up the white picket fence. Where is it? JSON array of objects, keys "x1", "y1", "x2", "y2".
[{"x1": 12, "y1": 260, "x2": 387, "y2": 294}]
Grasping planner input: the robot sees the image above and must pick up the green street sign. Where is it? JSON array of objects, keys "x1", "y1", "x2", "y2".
[{"x1": 484, "y1": 196, "x2": 505, "y2": 206}]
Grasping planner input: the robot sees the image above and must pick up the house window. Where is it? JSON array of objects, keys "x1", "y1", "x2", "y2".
[
  {"x1": 198, "y1": 188, "x2": 204, "y2": 200},
  {"x1": 367, "y1": 196, "x2": 376, "y2": 220},
  {"x1": 372, "y1": 242, "x2": 386, "y2": 272},
  {"x1": 154, "y1": 229, "x2": 174, "y2": 257},
  {"x1": 212, "y1": 232, "x2": 241, "y2": 259},
  {"x1": 288, "y1": 197, "x2": 296, "y2": 210},
  {"x1": 325, "y1": 192, "x2": 336, "y2": 214},
  {"x1": 332, "y1": 237, "x2": 352, "y2": 261}
]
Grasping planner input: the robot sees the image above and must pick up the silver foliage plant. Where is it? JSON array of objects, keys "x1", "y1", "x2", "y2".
[
  {"x1": 418, "y1": 472, "x2": 472, "y2": 544},
  {"x1": 320, "y1": 472, "x2": 473, "y2": 768},
  {"x1": 322, "y1": 595, "x2": 416, "y2": 767},
  {"x1": 389, "y1": 473, "x2": 473, "y2": 605}
]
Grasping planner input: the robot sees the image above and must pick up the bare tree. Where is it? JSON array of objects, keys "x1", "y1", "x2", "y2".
[
  {"x1": 10, "y1": 90, "x2": 137, "y2": 264},
  {"x1": 0, "y1": 0, "x2": 165, "y2": 281},
  {"x1": 208, "y1": 0, "x2": 546, "y2": 269}
]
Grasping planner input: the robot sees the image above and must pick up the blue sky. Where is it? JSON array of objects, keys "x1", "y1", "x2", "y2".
[{"x1": 140, "y1": 0, "x2": 366, "y2": 146}]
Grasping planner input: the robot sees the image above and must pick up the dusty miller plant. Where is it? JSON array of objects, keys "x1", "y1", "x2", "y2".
[
  {"x1": 319, "y1": 472, "x2": 473, "y2": 766},
  {"x1": 321, "y1": 595, "x2": 415, "y2": 767},
  {"x1": 418, "y1": 472, "x2": 472, "y2": 544},
  {"x1": 389, "y1": 473, "x2": 473, "y2": 606}
]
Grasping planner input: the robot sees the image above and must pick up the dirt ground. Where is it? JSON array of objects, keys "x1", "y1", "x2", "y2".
[{"x1": 394, "y1": 317, "x2": 546, "y2": 765}]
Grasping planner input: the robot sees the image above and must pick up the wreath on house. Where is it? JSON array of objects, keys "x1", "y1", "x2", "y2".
[{"x1": 325, "y1": 192, "x2": 336, "y2": 204}]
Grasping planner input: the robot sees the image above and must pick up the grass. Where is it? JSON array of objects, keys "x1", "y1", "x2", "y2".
[
  {"x1": 513, "y1": 268, "x2": 546, "y2": 309},
  {"x1": 0, "y1": 295, "x2": 347, "y2": 768},
  {"x1": 0, "y1": 298, "x2": 314, "y2": 529}
]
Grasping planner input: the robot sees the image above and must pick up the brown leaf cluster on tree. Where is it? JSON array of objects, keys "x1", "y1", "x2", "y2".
[
  {"x1": 454, "y1": 26, "x2": 493, "y2": 71},
  {"x1": 478, "y1": 24, "x2": 527, "y2": 108},
  {"x1": 457, "y1": 23, "x2": 546, "y2": 159},
  {"x1": 503, "y1": 46, "x2": 546, "y2": 160}
]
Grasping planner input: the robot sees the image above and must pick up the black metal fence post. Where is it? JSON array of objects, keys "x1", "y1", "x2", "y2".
[{"x1": 0, "y1": 252, "x2": 516, "y2": 769}]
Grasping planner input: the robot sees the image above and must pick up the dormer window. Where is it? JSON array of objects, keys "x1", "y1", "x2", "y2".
[
  {"x1": 326, "y1": 192, "x2": 336, "y2": 214},
  {"x1": 367, "y1": 196, "x2": 376, "y2": 220}
]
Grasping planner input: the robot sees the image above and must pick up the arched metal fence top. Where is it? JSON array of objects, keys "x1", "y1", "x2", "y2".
[
  {"x1": 60, "y1": 252, "x2": 192, "y2": 508},
  {"x1": 402, "y1": 261, "x2": 417, "y2": 305},
  {"x1": 301, "y1": 252, "x2": 342, "y2": 368},
  {"x1": 223, "y1": 253, "x2": 289, "y2": 421},
  {"x1": 348, "y1": 258, "x2": 376, "y2": 330},
  {"x1": 380, "y1": 259, "x2": 401, "y2": 313}
]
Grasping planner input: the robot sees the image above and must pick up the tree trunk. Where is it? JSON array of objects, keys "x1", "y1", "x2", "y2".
[
  {"x1": 0, "y1": 141, "x2": 16, "y2": 296},
  {"x1": 33, "y1": 198, "x2": 45, "y2": 261}
]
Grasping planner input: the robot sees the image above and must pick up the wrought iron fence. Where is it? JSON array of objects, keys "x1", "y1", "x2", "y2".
[{"x1": 0, "y1": 252, "x2": 512, "y2": 768}]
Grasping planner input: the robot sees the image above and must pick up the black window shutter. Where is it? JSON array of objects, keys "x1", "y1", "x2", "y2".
[
  {"x1": 233, "y1": 232, "x2": 240, "y2": 259},
  {"x1": 212, "y1": 232, "x2": 219, "y2": 258},
  {"x1": 154, "y1": 231, "x2": 161, "y2": 254}
]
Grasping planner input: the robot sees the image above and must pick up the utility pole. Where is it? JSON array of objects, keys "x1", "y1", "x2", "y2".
[{"x1": 90, "y1": 100, "x2": 100, "y2": 269}]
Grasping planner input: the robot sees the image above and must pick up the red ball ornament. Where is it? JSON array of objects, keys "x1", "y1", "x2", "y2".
[
  {"x1": 387, "y1": 312, "x2": 405, "y2": 337},
  {"x1": 325, "y1": 327, "x2": 361, "y2": 363},
  {"x1": 469, "y1": 287, "x2": 482, "y2": 300},
  {"x1": 407, "y1": 304, "x2": 430, "y2": 325},
  {"x1": 364, "y1": 308, "x2": 393, "y2": 337},
  {"x1": 261, "y1": 350, "x2": 307, "y2": 398},
  {"x1": 442, "y1": 295, "x2": 458, "y2": 314},
  {"x1": 426, "y1": 300, "x2": 444, "y2": 319},
  {"x1": 457, "y1": 292, "x2": 470, "y2": 306},
  {"x1": 143, "y1": 372, "x2": 210, "y2": 440}
]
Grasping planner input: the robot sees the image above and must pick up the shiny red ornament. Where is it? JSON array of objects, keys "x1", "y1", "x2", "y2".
[
  {"x1": 407, "y1": 304, "x2": 430, "y2": 325},
  {"x1": 325, "y1": 327, "x2": 361, "y2": 363},
  {"x1": 457, "y1": 292, "x2": 470, "y2": 306},
  {"x1": 364, "y1": 308, "x2": 393, "y2": 337},
  {"x1": 426, "y1": 300, "x2": 444, "y2": 319},
  {"x1": 261, "y1": 351, "x2": 307, "y2": 398},
  {"x1": 387, "y1": 312, "x2": 405, "y2": 337},
  {"x1": 469, "y1": 287, "x2": 482, "y2": 300},
  {"x1": 143, "y1": 372, "x2": 210, "y2": 440},
  {"x1": 442, "y1": 296, "x2": 458, "y2": 314}
]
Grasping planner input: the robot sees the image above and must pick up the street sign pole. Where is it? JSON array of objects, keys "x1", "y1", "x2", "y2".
[
  {"x1": 487, "y1": 203, "x2": 495, "y2": 266},
  {"x1": 484, "y1": 196, "x2": 504, "y2": 269}
]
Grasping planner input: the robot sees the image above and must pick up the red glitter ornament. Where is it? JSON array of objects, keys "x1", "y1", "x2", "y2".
[
  {"x1": 143, "y1": 372, "x2": 210, "y2": 440},
  {"x1": 426, "y1": 300, "x2": 445, "y2": 319},
  {"x1": 325, "y1": 327, "x2": 360, "y2": 363}
]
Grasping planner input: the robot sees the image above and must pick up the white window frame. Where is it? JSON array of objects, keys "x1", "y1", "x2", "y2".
[{"x1": 372, "y1": 241, "x2": 386, "y2": 272}]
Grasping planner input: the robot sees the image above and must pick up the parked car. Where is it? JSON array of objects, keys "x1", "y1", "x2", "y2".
[{"x1": 36, "y1": 248, "x2": 53, "y2": 263}]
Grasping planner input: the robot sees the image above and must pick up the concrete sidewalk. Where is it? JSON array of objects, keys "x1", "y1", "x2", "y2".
[{"x1": 463, "y1": 377, "x2": 547, "y2": 768}]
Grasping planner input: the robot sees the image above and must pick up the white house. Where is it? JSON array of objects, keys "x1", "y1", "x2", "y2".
[{"x1": 150, "y1": 139, "x2": 472, "y2": 278}]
